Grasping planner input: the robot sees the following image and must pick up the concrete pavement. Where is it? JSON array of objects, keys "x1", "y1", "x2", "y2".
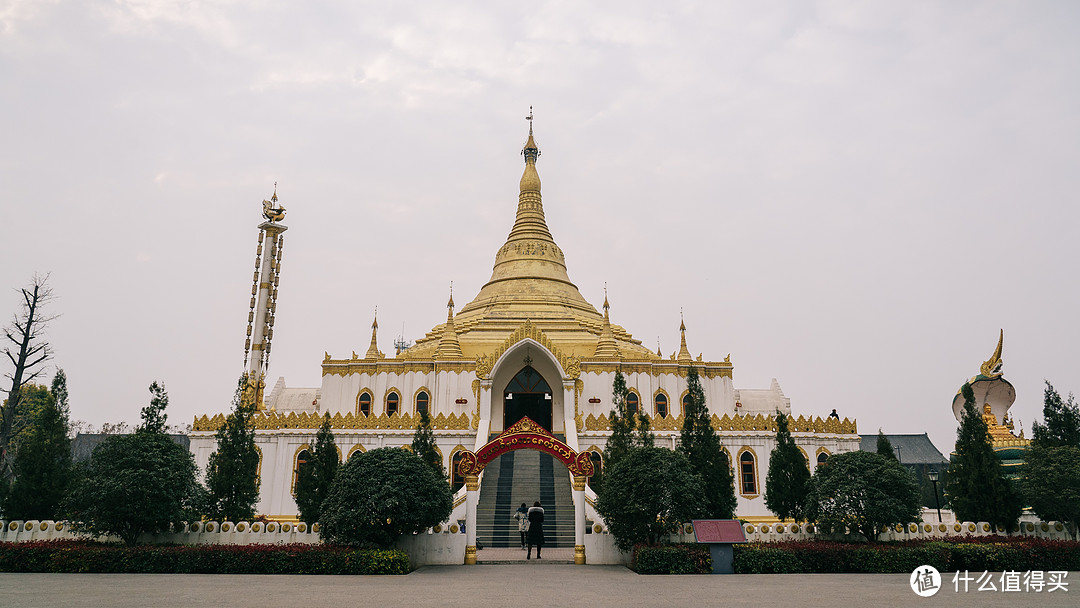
[{"x1": 0, "y1": 567, "x2": 1075, "y2": 608}]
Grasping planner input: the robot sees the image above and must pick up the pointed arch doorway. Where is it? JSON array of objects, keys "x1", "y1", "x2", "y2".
[{"x1": 503, "y1": 365, "x2": 553, "y2": 432}]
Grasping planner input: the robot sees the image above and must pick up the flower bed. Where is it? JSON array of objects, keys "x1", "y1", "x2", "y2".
[{"x1": 0, "y1": 540, "x2": 410, "y2": 574}]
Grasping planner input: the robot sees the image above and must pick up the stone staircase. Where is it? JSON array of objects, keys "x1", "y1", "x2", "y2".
[{"x1": 475, "y1": 448, "x2": 575, "y2": 548}]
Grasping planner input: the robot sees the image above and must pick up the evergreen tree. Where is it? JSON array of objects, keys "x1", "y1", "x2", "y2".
[
  {"x1": 876, "y1": 430, "x2": 897, "y2": 461},
  {"x1": 764, "y1": 410, "x2": 811, "y2": 521},
  {"x1": 139, "y1": 381, "x2": 169, "y2": 434},
  {"x1": 603, "y1": 370, "x2": 636, "y2": 468},
  {"x1": 810, "y1": 450, "x2": 921, "y2": 542},
  {"x1": 1022, "y1": 382, "x2": 1080, "y2": 539},
  {"x1": 4, "y1": 378, "x2": 71, "y2": 519},
  {"x1": 410, "y1": 408, "x2": 444, "y2": 478},
  {"x1": 295, "y1": 413, "x2": 340, "y2": 524},
  {"x1": 50, "y1": 369, "x2": 70, "y2": 422},
  {"x1": 678, "y1": 365, "x2": 736, "y2": 518},
  {"x1": 206, "y1": 375, "x2": 260, "y2": 521},
  {"x1": 1032, "y1": 382, "x2": 1080, "y2": 448},
  {"x1": 635, "y1": 409, "x2": 654, "y2": 448},
  {"x1": 945, "y1": 382, "x2": 1021, "y2": 531}
]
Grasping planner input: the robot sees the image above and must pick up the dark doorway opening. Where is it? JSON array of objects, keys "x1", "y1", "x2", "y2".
[{"x1": 503, "y1": 366, "x2": 553, "y2": 431}]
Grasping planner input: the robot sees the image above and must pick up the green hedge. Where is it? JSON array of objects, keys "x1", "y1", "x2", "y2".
[
  {"x1": 733, "y1": 537, "x2": 1080, "y2": 574},
  {"x1": 0, "y1": 541, "x2": 410, "y2": 574},
  {"x1": 634, "y1": 544, "x2": 711, "y2": 574}
]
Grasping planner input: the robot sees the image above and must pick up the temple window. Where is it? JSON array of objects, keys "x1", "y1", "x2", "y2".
[
  {"x1": 450, "y1": 451, "x2": 466, "y2": 492},
  {"x1": 816, "y1": 451, "x2": 829, "y2": 470},
  {"x1": 357, "y1": 391, "x2": 372, "y2": 417},
  {"x1": 655, "y1": 393, "x2": 669, "y2": 418},
  {"x1": 416, "y1": 391, "x2": 430, "y2": 416},
  {"x1": 386, "y1": 391, "x2": 400, "y2": 416},
  {"x1": 587, "y1": 451, "x2": 604, "y2": 489},
  {"x1": 739, "y1": 450, "x2": 757, "y2": 495},
  {"x1": 292, "y1": 448, "x2": 311, "y2": 494},
  {"x1": 682, "y1": 393, "x2": 692, "y2": 415},
  {"x1": 626, "y1": 392, "x2": 639, "y2": 417}
]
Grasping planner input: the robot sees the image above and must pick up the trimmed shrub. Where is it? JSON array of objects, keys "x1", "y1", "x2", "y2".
[
  {"x1": 0, "y1": 541, "x2": 410, "y2": 574},
  {"x1": 634, "y1": 544, "x2": 711, "y2": 574},
  {"x1": 732, "y1": 537, "x2": 1080, "y2": 574}
]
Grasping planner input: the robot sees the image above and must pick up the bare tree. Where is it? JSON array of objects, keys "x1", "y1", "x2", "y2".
[{"x1": 1, "y1": 274, "x2": 57, "y2": 484}]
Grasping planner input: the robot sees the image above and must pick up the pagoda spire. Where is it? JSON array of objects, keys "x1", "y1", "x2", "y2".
[
  {"x1": 593, "y1": 285, "x2": 619, "y2": 358},
  {"x1": 677, "y1": 312, "x2": 693, "y2": 363},
  {"x1": 364, "y1": 308, "x2": 384, "y2": 360},
  {"x1": 435, "y1": 284, "x2": 464, "y2": 359}
]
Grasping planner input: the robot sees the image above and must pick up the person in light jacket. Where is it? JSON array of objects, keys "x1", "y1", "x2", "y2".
[
  {"x1": 526, "y1": 501, "x2": 545, "y2": 559},
  {"x1": 514, "y1": 503, "x2": 529, "y2": 549}
]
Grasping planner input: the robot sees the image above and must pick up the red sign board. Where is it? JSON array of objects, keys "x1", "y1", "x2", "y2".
[{"x1": 692, "y1": 520, "x2": 747, "y2": 544}]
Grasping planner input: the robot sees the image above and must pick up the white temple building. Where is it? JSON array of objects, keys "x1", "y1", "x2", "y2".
[{"x1": 189, "y1": 118, "x2": 860, "y2": 563}]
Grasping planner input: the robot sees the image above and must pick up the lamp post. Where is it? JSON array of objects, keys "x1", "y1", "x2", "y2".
[{"x1": 927, "y1": 469, "x2": 942, "y2": 523}]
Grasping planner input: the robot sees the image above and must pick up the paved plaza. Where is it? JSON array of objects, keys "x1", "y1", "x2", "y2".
[{"x1": 0, "y1": 567, "x2": 1075, "y2": 608}]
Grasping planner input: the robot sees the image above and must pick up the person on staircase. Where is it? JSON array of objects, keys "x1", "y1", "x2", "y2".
[
  {"x1": 514, "y1": 503, "x2": 529, "y2": 550},
  {"x1": 526, "y1": 501, "x2": 545, "y2": 560}
]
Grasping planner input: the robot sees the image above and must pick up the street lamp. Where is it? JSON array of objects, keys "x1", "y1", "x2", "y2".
[{"x1": 927, "y1": 469, "x2": 942, "y2": 523}]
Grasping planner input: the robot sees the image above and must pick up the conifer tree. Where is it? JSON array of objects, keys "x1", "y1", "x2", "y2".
[
  {"x1": 945, "y1": 382, "x2": 1021, "y2": 530},
  {"x1": 206, "y1": 375, "x2": 260, "y2": 522},
  {"x1": 139, "y1": 381, "x2": 169, "y2": 434},
  {"x1": 410, "y1": 408, "x2": 444, "y2": 478},
  {"x1": 295, "y1": 413, "x2": 340, "y2": 524},
  {"x1": 764, "y1": 410, "x2": 811, "y2": 521},
  {"x1": 678, "y1": 365, "x2": 736, "y2": 518},
  {"x1": 635, "y1": 409, "x2": 654, "y2": 448},
  {"x1": 1022, "y1": 382, "x2": 1080, "y2": 539},
  {"x1": 50, "y1": 369, "x2": 69, "y2": 422},
  {"x1": 4, "y1": 375, "x2": 71, "y2": 519},
  {"x1": 1032, "y1": 381, "x2": 1080, "y2": 448},
  {"x1": 876, "y1": 430, "x2": 897, "y2": 461},
  {"x1": 603, "y1": 370, "x2": 636, "y2": 468}
]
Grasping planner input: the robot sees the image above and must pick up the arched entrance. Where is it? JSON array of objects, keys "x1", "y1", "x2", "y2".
[
  {"x1": 457, "y1": 417, "x2": 593, "y2": 565},
  {"x1": 503, "y1": 366, "x2": 553, "y2": 431}
]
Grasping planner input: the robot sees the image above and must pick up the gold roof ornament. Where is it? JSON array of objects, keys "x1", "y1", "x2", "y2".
[
  {"x1": 435, "y1": 284, "x2": 465, "y2": 359},
  {"x1": 364, "y1": 308, "x2": 384, "y2": 360},
  {"x1": 979, "y1": 329, "x2": 1004, "y2": 379},
  {"x1": 677, "y1": 314, "x2": 693, "y2": 363},
  {"x1": 593, "y1": 286, "x2": 619, "y2": 359}
]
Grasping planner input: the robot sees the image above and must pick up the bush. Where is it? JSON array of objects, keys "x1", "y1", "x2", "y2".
[
  {"x1": 0, "y1": 541, "x2": 410, "y2": 574},
  {"x1": 319, "y1": 447, "x2": 453, "y2": 548},
  {"x1": 732, "y1": 537, "x2": 1080, "y2": 574},
  {"x1": 596, "y1": 447, "x2": 705, "y2": 550},
  {"x1": 634, "y1": 544, "x2": 711, "y2": 574}
]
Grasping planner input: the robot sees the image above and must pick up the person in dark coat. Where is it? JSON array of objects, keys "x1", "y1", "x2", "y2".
[{"x1": 526, "y1": 501, "x2": 545, "y2": 559}]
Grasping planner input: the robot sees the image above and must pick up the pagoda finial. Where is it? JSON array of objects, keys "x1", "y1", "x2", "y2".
[
  {"x1": 435, "y1": 285, "x2": 464, "y2": 359},
  {"x1": 593, "y1": 286, "x2": 619, "y2": 359},
  {"x1": 365, "y1": 307, "x2": 383, "y2": 359},
  {"x1": 522, "y1": 106, "x2": 540, "y2": 165},
  {"x1": 677, "y1": 311, "x2": 692, "y2": 363}
]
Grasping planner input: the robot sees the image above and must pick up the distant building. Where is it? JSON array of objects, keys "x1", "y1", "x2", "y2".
[
  {"x1": 72, "y1": 433, "x2": 190, "y2": 462},
  {"x1": 858, "y1": 433, "x2": 949, "y2": 472}
]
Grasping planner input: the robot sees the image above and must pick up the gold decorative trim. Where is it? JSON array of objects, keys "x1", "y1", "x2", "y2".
[
  {"x1": 572, "y1": 475, "x2": 587, "y2": 491},
  {"x1": 465, "y1": 475, "x2": 479, "y2": 492},
  {"x1": 579, "y1": 412, "x2": 858, "y2": 435},
  {"x1": 579, "y1": 361, "x2": 732, "y2": 379},
  {"x1": 465, "y1": 545, "x2": 477, "y2": 565},
  {"x1": 574, "y1": 544, "x2": 586, "y2": 565},
  {"x1": 322, "y1": 360, "x2": 476, "y2": 377},
  {"x1": 473, "y1": 320, "x2": 581, "y2": 380},
  {"x1": 193, "y1": 410, "x2": 472, "y2": 431},
  {"x1": 347, "y1": 444, "x2": 366, "y2": 461}
]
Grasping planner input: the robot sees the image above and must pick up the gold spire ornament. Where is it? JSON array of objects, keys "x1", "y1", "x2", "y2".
[
  {"x1": 677, "y1": 312, "x2": 692, "y2": 363},
  {"x1": 593, "y1": 286, "x2": 619, "y2": 358},
  {"x1": 979, "y1": 329, "x2": 1004, "y2": 379},
  {"x1": 365, "y1": 308, "x2": 384, "y2": 360},
  {"x1": 435, "y1": 284, "x2": 465, "y2": 359}
]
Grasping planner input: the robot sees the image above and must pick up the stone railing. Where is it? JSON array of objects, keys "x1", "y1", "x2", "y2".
[{"x1": 0, "y1": 520, "x2": 320, "y2": 545}]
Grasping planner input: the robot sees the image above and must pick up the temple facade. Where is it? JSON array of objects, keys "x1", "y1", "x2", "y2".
[{"x1": 189, "y1": 119, "x2": 860, "y2": 542}]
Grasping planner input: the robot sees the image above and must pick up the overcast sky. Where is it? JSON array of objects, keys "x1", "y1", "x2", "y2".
[{"x1": 2, "y1": 1, "x2": 1078, "y2": 454}]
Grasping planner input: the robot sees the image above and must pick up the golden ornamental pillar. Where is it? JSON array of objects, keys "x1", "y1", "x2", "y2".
[
  {"x1": 464, "y1": 474, "x2": 479, "y2": 565},
  {"x1": 572, "y1": 474, "x2": 587, "y2": 565}
]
